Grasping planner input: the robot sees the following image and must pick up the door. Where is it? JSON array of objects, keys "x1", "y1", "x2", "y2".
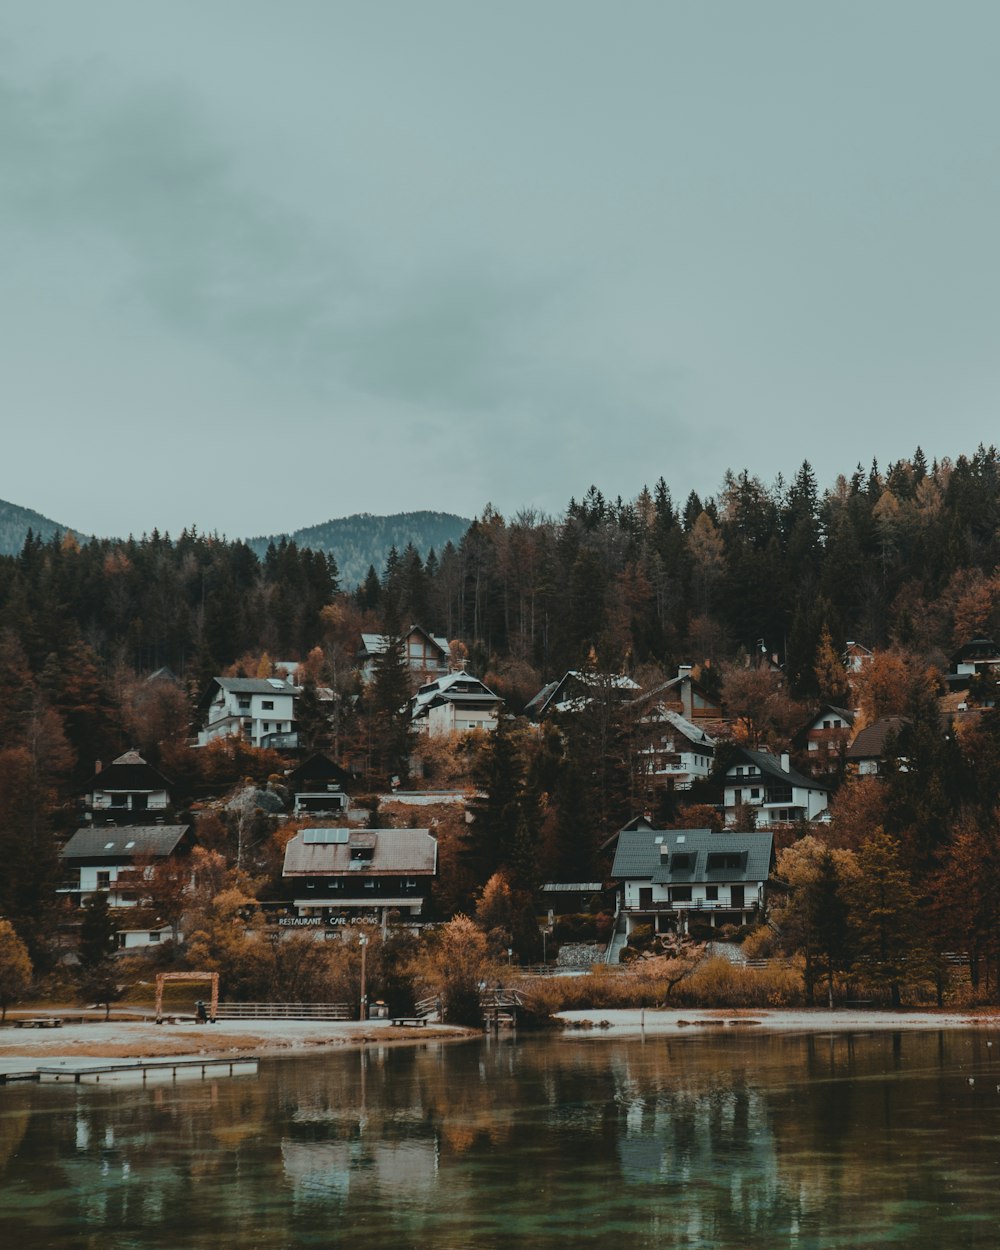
[
  {"x1": 638, "y1": 887, "x2": 653, "y2": 909},
  {"x1": 730, "y1": 885, "x2": 745, "y2": 909}
]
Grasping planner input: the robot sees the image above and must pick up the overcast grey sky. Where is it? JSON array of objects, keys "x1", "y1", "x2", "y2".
[{"x1": 3, "y1": 2, "x2": 999, "y2": 538}]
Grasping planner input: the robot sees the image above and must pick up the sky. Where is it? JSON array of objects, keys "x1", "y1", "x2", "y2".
[{"x1": 3, "y1": 1, "x2": 1000, "y2": 539}]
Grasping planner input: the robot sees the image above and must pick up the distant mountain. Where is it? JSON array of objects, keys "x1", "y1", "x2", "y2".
[
  {"x1": 0, "y1": 497, "x2": 72, "y2": 555},
  {"x1": 246, "y1": 511, "x2": 471, "y2": 587},
  {"x1": 0, "y1": 496, "x2": 472, "y2": 589}
]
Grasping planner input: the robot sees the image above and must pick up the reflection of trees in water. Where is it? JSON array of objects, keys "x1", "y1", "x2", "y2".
[{"x1": 5, "y1": 1032, "x2": 1000, "y2": 1247}]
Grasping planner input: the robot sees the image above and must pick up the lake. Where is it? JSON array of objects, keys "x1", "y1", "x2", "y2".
[{"x1": 2, "y1": 1029, "x2": 1000, "y2": 1248}]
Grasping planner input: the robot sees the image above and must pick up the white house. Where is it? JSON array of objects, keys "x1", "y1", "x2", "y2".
[
  {"x1": 846, "y1": 716, "x2": 909, "y2": 776},
  {"x1": 723, "y1": 749, "x2": 829, "y2": 825},
  {"x1": 197, "y1": 677, "x2": 300, "y2": 749},
  {"x1": 632, "y1": 708, "x2": 715, "y2": 790},
  {"x1": 792, "y1": 705, "x2": 855, "y2": 777},
  {"x1": 611, "y1": 826, "x2": 774, "y2": 935},
  {"x1": 59, "y1": 825, "x2": 192, "y2": 909},
  {"x1": 409, "y1": 670, "x2": 503, "y2": 736}
]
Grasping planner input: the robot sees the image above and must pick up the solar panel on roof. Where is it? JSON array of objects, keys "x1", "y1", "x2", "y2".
[{"x1": 302, "y1": 828, "x2": 349, "y2": 844}]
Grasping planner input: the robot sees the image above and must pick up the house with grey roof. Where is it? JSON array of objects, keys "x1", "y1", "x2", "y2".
[
  {"x1": 197, "y1": 676, "x2": 300, "y2": 749},
  {"x1": 356, "y1": 626, "x2": 450, "y2": 685},
  {"x1": 723, "y1": 748, "x2": 829, "y2": 826},
  {"x1": 282, "y1": 827, "x2": 438, "y2": 927},
  {"x1": 631, "y1": 707, "x2": 715, "y2": 791},
  {"x1": 59, "y1": 824, "x2": 193, "y2": 910},
  {"x1": 610, "y1": 826, "x2": 774, "y2": 936},
  {"x1": 408, "y1": 670, "x2": 503, "y2": 736}
]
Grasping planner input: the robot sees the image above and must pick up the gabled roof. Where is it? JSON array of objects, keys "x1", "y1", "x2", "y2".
[
  {"x1": 525, "y1": 670, "x2": 640, "y2": 720},
  {"x1": 611, "y1": 827, "x2": 774, "y2": 884},
  {"x1": 358, "y1": 626, "x2": 449, "y2": 659},
  {"x1": 951, "y1": 638, "x2": 1000, "y2": 665},
  {"x1": 409, "y1": 670, "x2": 502, "y2": 719},
  {"x1": 82, "y1": 750, "x2": 174, "y2": 794},
  {"x1": 285, "y1": 753, "x2": 354, "y2": 788},
  {"x1": 61, "y1": 825, "x2": 191, "y2": 860},
  {"x1": 282, "y1": 828, "x2": 437, "y2": 877},
  {"x1": 633, "y1": 672, "x2": 723, "y2": 712},
  {"x1": 792, "y1": 705, "x2": 856, "y2": 745},
  {"x1": 726, "y1": 748, "x2": 829, "y2": 791},
  {"x1": 846, "y1": 717, "x2": 909, "y2": 761},
  {"x1": 642, "y1": 708, "x2": 716, "y2": 749}
]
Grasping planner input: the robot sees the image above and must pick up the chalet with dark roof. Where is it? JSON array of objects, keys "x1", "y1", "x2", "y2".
[
  {"x1": 947, "y1": 639, "x2": 1000, "y2": 690},
  {"x1": 611, "y1": 826, "x2": 774, "y2": 935},
  {"x1": 82, "y1": 750, "x2": 174, "y2": 824},
  {"x1": 282, "y1": 827, "x2": 437, "y2": 927},
  {"x1": 286, "y1": 752, "x2": 354, "y2": 816},
  {"x1": 846, "y1": 716, "x2": 909, "y2": 776},
  {"x1": 723, "y1": 748, "x2": 829, "y2": 825}
]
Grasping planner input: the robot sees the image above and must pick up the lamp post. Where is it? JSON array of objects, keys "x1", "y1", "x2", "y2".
[{"x1": 358, "y1": 933, "x2": 368, "y2": 1021}]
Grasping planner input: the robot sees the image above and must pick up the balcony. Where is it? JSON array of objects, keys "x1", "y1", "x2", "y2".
[{"x1": 625, "y1": 899, "x2": 759, "y2": 913}]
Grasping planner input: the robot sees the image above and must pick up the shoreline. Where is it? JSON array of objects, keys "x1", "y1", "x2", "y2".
[
  {"x1": 4, "y1": 1006, "x2": 1000, "y2": 1075},
  {"x1": 0, "y1": 1015, "x2": 476, "y2": 1076},
  {"x1": 556, "y1": 1006, "x2": 1000, "y2": 1035}
]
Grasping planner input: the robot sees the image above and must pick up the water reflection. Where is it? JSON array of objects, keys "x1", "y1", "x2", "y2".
[{"x1": 2, "y1": 1031, "x2": 1000, "y2": 1248}]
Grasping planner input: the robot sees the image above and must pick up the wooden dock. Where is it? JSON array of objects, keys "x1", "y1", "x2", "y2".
[{"x1": 1, "y1": 1056, "x2": 259, "y2": 1086}]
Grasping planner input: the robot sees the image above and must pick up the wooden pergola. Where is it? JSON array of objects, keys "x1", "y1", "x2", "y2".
[{"x1": 155, "y1": 971, "x2": 219, "y2": 1023}]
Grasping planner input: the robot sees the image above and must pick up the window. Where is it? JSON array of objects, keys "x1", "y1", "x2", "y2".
[
  {"x1": 364, "y1": 880, "x2": 376, "y2": 889},
  {"x1": 705, "y1": 886, "x2": 718, "y2": 901},
  {"x1": 671, "y1": 854, "x2": 692, "y2": 870},
  {"x1": 751, "y1": 788, "x2": 760, "y2": 799},
  {"x1": 669, "y1": 886, "x2": 692, "y2": 903},
  {"x1": 111, "y1": 793, "x2": 127, "y2": 807},
  {"x1": 263, "y1": 722, "x2": 271, "y2": 732},
  {"x1": 262, "y1": 700, "x2": 274, "y2": 710},
  {"x1": 148, "y1": 931, "x2": 161, "y2": 943},
  {"x1": 97, "y1": 871, "x2": 111, "y2": 889},
  {"x1": 238, "y1": 698, "x2": 251, "y2": 710}
]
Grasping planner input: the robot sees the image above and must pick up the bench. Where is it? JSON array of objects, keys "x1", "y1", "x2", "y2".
[
  {"x1": 390, "y1": 1017, "x2": 428, "y2": 1027},
  {"x1": 14, "y1": 1018, "x2": 63, "y2": 1029}
]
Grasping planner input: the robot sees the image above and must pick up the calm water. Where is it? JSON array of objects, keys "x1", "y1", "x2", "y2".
[{"x1": 3, "y1": 1029, "x2": 1000, "y2": 1248}]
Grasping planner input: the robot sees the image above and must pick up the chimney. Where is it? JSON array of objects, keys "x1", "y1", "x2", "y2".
[
  {"x1": 780, "y1": 752, "x2": 790, "y2": 772},
  {"x1": 678, "y1": 665, "x2": 693, "y2": 719}
]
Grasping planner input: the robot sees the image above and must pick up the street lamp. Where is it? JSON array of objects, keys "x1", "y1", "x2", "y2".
[
  {"x1": 358, "y1": 933, "x2": 369, "y2": 1021},
  {"x1": 507, "y1": 946, "x2": 513, "y2": 968}
]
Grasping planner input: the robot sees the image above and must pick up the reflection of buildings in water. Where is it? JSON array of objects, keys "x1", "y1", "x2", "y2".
[
  {"x1": 281, "y1": 1141, "x2": 354, "y2": 1203},
  {"x1": 281, "y1": 1137, "x2": 439, "y2": 1208}
]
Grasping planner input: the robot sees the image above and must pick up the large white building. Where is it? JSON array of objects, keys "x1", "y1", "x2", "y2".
[{"x1": 197, "y1": 677, "x2": 300, "y2": 749}]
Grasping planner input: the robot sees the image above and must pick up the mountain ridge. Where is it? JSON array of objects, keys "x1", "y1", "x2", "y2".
[{"x1": 0, "y1": 497, "x2": 471, "y2": 587}]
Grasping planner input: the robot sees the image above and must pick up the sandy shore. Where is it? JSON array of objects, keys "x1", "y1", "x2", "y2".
[
  {"x1": 5, "y1": 1007, "x2": 999, "y2": 1074},
  {"x1": 0, "y1": 1014, "x2": 475, "y2": 1075},
  {"x1": 556, "y1": 1006, "x2": 1000, "y2": 1034}
]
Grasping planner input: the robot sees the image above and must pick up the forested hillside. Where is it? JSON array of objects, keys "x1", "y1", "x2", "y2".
[
  {"x1": 0, "y1": 497, "x2": 71, "y2": 554},
  {"x1": 246, "y1": 511, "x2": 471, "y2": 588},
  {"x1": 3, "y1": 444, "x2": 1000, "y2": 1000}
]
